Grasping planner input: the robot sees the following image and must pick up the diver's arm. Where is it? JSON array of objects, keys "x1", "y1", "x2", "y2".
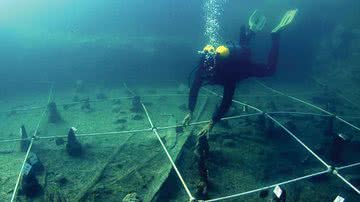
[
  {"x1": 212, "y1": 82, "x2": 236, "y2": 123},
  {"x1": 188, "y1": 68, "x2": 203, "y2": 115},
  {"x1": 249, "y1": 33, "x2": 280, "y2": 77}
]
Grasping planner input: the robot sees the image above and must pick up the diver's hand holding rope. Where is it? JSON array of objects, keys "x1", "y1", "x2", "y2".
[
  {"x1": 182, "y1": 112, "x2": 192, "y2": 127},
  {"x1": 197, "y1": 121, "x2": 214, "y2": 137}
]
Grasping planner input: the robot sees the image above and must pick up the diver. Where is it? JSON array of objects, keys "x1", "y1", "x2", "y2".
[{"x1": 183, "y1": 10, "x2": 298, "y2": 137}]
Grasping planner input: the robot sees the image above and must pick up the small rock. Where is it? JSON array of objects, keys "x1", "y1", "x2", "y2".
[
  {"x1": 80, "y1": 97, "x2": 92, "y2": 113},
  {"x1": 114, "y1": 119, "x2": 127, "y2": 124},
  {"x1": 132, "y1": 115, "x2": 144, "y2": 120},
  {"x1": 55, "y1": 174, "x2": 68, "y2": 186},
  {"x1": 96, "y1": 93, "x2": 107, "y2": 100},
  {"x1": 112, "y1": 99, "x2": 122, "y2": 105}
]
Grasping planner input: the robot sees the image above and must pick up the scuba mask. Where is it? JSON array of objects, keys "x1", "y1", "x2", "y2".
[
  {"x1": 199, "y1": 45, "x2": 217, "y2": 73},
  {"x1": 199, "y1": 45, "x2": 230, "y2": 73}
]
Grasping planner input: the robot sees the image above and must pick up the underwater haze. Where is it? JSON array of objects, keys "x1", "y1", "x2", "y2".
[
  {"x1": 0, "y1": 0, "x2": 357, "y2": 83},
  {"x1": 1, "y1": 0, "x2": 360, "y2": 202}
]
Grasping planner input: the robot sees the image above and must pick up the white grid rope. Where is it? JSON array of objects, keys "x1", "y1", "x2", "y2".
[
  {"x1": 38, "y1": 128, "x2": 153, "y2": 140},
  {"x1": 140, "y1": 102, "x2": 195, "y2": 201},
  {"x1": 0, "y1": 113, "x2": 261, "y2": 144},
  {"x1": 254, "y1": 80, "x2": 331, "y2": 115},
  {"x1": 339, "y1": 115, "x2": 360, "y2": 120},
  {"x1": 255, "y1": 79, "x2": 360, "y2": 133},
  {"x1": 205, "y1": 170, "x2": 330, "y2": 202},
  {"x1": 311, "y1": 76, "x2": 360, "y2": 110},
  {"x1": 10, "y1": 138, "x2": 35, "y2": 202},
  {"x1": 123, "y1": 81, "x2": 195, "y2": 200},
  {"x1": 157, "y1": 113, "x2": 262, "y2": 131},
  {"x1": 203, "y1": 87, "x2": 330, "y2": 168},
  {"x1": 254, "y1": 80, "x2": 360, "y2": 195},
  {"x1": 4, "y1": 80, "x2": 360, "y2": 201},
  {"x1": 11, "y1": 83, "x2": 53, "y2": 202},
  {"x1": 267, "y1": 111, "x2": 331, "y2": 117},
  {"x1": 337, "y1": 92, "x2": 360, "y2": 109},
  {"x1": 266, "y1": 115, "x2": 329, "y2": 168},
  {"x1": 201, "y1": 87, "x2": 341, "y2": 201},
  {"x1": 336, "y1": 162, "x2": 360, "y2": 171},
  {"x1": 334, "y1": 172, "x2": 360, "y2": 194}
]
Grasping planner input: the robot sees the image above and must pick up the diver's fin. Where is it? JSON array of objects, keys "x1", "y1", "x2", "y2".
[
  {"x1": 272, "y1": 9, "x2": 298, "y2": 33},
  {"x1": 249, "y1": 10, "x2": 267, "y2": 33}
]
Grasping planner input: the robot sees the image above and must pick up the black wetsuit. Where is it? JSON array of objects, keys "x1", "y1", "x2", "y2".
[{"x1": 188, "y1": 30, "x2": 280, "y2": 123}]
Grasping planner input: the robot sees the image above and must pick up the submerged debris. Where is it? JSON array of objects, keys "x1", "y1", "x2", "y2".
[
  {"x1": 55, "y1": 174, "x2": 68, "y2": 186},
  {"x1": 114, "y1": 118, "x2": 127, "y2": 124},
  {"x1": 96, "y1": 93, "x2": 107, "y2": 100},
  {"x1": 20, "y1": 125, "x2": 30, "y2": 152},
  {"x1": 81, "y1": 97, "x2": 92, "y2": 113},
  {"x1": 63, "y1": 103, "x2": 77, "y2": 111},
  {"x1": 131, "y1": 96, "x2": 142, "y2": 113},
  {"x1": 66, "y1": 127, "x2": 82, "y2": 157},
  {"x1": 132, "y1": 115, "x2": 144, "y2": 121},
  {"x1": 47, "y1": 102, "x2": 62, "y2": 123},
  {"x1": 195, "y1": 181, "x2": 208, "y2": 200},
  {"x1": 195, "y1": 134, "x2": 209, "y2": 199},
  {"x1": 27, "y1": 152, "x2": 44, "y2": 174},
  {"x1": 21, "y1": 165, "x2": 43, "y2": 198},
  {"x1": 330, "y1": 133, "x2": 351, "y2": 164}
]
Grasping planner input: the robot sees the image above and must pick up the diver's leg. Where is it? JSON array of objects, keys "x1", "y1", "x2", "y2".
[
  {"x1": 249, "y1": 33, "x2": 280, "y2": 77},
  {"x1": 268, "y1": 33, "x2": 280, "y2": 71},
  {"x1": 212, "y1": 82, "x2": 236, "y2": 123}
]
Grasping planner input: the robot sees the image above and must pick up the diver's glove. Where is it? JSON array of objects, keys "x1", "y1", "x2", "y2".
[
  {"x1": 197, "y1": 121, "x2": 214, "y2": 137},
  {"x1": 182, "y1": 112, "x2": 192, "y2": 127},
  {"x1": 272, "y1": 9, "x2": 298, "y2": 33}
]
